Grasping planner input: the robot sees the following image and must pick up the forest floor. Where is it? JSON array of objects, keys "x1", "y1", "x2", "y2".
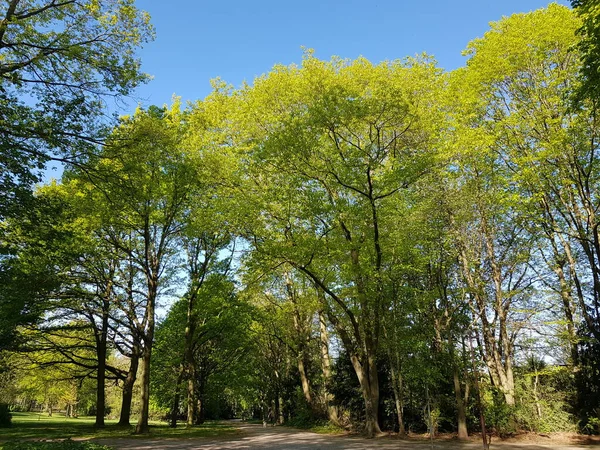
[{"x1": 93, "y1": 422, "x2": 600, "y2": 450}]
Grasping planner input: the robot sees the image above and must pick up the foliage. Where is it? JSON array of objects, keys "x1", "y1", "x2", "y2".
[
  {"x1": 0, "y1": 0, "x2": 153, "y2": 221},
  {"x1": 151, "y1": 273, "x2": 254, "y2": 419},
  {"x1": 576, "y1": 327, "x2": 600, "y2": 434},
  {"x1": 5, "y1": 2, "x2": 600, "y2": 440},
  {"x1": 572, "y1": 0, "x2": 600, "y2": 101},
  {"x1": 513, "y1": 363, "x2": 576, "y2": 433},
  {"x1": 482, "y1": 388, "x2": 516, "y2": 437},
  {"x1": 0, "y1": 189, "x2": 87, "y2": 352},
  {"x1": 0, "y1": 0, "x2": 153, "y2": 366}
]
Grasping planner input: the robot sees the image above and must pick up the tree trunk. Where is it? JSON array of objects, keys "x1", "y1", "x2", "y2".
[
  {"x1": 389, "y1": 362, "x2": 406, "y2": 436},
  {"x1": 459, "y1": 257, "x2": 515, "y2": 406},
  {"x1": 135, "y1": 342, "x2": 152, "y2": 433},
  {"x1": 504, "y1": 360, "x2": 515, "y2": 406},
  {"x1": 554, "y1": 260, "x2": 579, "y2": 364},
  {"x1": 350, "y1": 353, "x2": 381, "y2": 437},
  {"x1": 309, "y1": 276, "x2": 382, "y2": 437},
  {"x1": 274, "y1": 395, "x2": 281, "y2": 425},
  {"x1": 262, "y1": 400, "x2": 268, "y2": 428},
  {"x1": 194, "y1": 374, "x2": 206, "y2": 425},
  {"x1": 195, "y1": 397, "x2": 205, "y2": 425},
  {"x1": 448, "y1": 334, "x2": 468, "y2": 440},
  {"x1": 187, "y1": 367, "x2": 197, "y2": 426},
  {"x1": 135, "y1": 272, "x2": 157, "y2": 434},
  {"x1": 453, "y1": 365, "x2": 468, "y2": 439},
  {"x1": 195, "y1": 398, "x2": 203, "y2": 425},
  {"x1": 170, "y1": 369, "x2": 184, "y2": 428},
  {"x1": 95, "y1": 289, "x2": 111, "y2": 428},
  {"x1": 118, "y1": 347, "x2": 139, "y2": 426},
  {"x1": 278, "y1": 396, "x2": 285, "y2": 424},
  {"x1": 288, "y1": 274, "x2": 313, "y2": 408},
  {"x1": 297, "y1": 356, "x2": 312, "y2": 406},
  {"x1": 318, "y1": 311, "x2": 339, "y2": 425},
  {"x1": 185, "y1": 299, "x2": 197, "y2": 425},
  {"x1": 95, "y1": 332, "x2": 106, "y2": 427},
  {"x1": 182, "y1": 240, "x2": 214, "y2": 426}
]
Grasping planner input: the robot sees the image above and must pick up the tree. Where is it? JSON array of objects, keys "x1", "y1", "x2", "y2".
[
  {"x1": 68, "y1": 104, "x2": 196, "y2": 433},
  {"x1": 246, "y1": 270, "x2": 320, "y2": 412},
  {"x1": 0, "y1": 0, "x2": 153, "y2": 220},
  {"x1": 11, "y1": 325, "x2": 98, "y2": 417},
  {"x1": 451, "y1": 4, "x2": 583, "y2": 408},
  {"x1": 0, "y1": 185, "x2": 87, "y2": 353},
  {"x1": 2, "y1": 181, "x2": 140, "y2": 427},
  {"x1": 234, "y1": 53, "x2": 444, "y2": 436},
  {"x1": 572, "y1": 0, "x2": 600, "y2": 101},
  {"x1": 179, "y1": 236, "x2": 233, "y2": 426},
  {"x1": 0, "y1": 0, "x2": 153, "y2": 361},
  {"x1": 152, "y1": 274, "x2": 253, "y2": 426}
]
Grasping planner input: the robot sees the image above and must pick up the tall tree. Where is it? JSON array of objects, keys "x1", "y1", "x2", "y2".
[
  {"x1": 235, "y1": 53, "x2": 444, "y2": 436},
  {"x1": 0, "y1": 0, "x2": 153, "y2": 355},
  {"x1": 450, "y1": 4, "x2": 584, "y2": 406},
  {"x1": 69, "y1": 104, "x2": 196, "y2": 433}
]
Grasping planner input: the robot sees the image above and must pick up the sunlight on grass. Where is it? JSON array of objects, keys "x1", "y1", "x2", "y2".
[
  {"x1": 308, "y1": 423, "x2": 347, "y2": 435},
  {"x1": 0, "y1": 412, "x2": 238, "y2": 447}
]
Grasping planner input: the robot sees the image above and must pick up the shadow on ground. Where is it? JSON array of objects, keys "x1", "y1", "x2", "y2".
[{"x1": 94, "y1": 422, "x2": 600, "y2": 450}]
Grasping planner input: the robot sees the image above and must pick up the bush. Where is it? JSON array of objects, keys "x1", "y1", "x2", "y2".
[
  {"x1": 583, "y1": 414, "x2": 600, "y2": 435},
  {"x1": 0, "y1": 403, "x2": 12, "y2": 427},
  {"x1": 2, "y1": 441, "x2": 113, "y2": 450},
  {"x1": 514, "y1": 364, "x2": 577, "y2": 433},
  {"x1": 285, "y1": 390, "x2": 324, "y2": 429},
  {"x1": 483, "y1": 388, "x2": 517, "y2": 437},
  {"x1": 576, "y1": 328, "x2": 600, "y2": 434}
]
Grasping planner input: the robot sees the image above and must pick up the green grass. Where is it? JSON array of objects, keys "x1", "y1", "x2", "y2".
[
  {"x1": 242, "y1": 418, "x2": 264, "y2": 425},
  {"x1": 2, "y1": 441, "x2": 113, "y2": 450},
  {"x1": 282, "y1": 417, "x2": 346, "y2": 435},
  {"x1": 307, "y1": 423, "x2": 347, "y2": 435},
  {"x1": 0, "y1": 412, "x2": 238, "y2": 448}
]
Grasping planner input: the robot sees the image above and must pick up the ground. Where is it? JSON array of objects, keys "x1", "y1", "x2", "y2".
[
  {"x1": 97, "y1": 422, "x2": 600, "y2": 450},
  {"x1": 2, "y1": 415, "x2": 599, "y2": 450},
  {"x1": 98, "y1": 422, "x2": 600, "y2": 450}
]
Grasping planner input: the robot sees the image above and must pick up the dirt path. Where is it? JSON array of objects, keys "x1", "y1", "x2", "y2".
[{"x1": 94, "y1": 422, "x2": 600, "y2": 450}]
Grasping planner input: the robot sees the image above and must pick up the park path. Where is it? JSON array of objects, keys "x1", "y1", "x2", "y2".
[{"x1": 96, "y1": 422, "x2": 600, "y2": 450}]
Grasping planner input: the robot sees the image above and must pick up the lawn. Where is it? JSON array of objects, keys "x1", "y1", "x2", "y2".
[{"x1": 0, "y1": 412, "x2": 238, "y2": 448}]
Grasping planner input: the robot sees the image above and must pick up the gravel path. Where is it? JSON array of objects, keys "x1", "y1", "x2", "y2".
[{"x1": 95, "y1": 422, "x2": 600, "y2": 450}]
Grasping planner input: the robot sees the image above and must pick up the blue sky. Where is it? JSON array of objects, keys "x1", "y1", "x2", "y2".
[{"x1": 129, "y1": 0, "x2": 570, "y2": 109}]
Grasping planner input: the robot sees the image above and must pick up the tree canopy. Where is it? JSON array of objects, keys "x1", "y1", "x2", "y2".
[{"x1": 2, "y1": 1, "x2": 600, "y2": 440}]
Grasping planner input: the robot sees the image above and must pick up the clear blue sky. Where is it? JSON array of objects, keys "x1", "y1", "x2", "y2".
[{"x1": 129, "y1": 0, "x2": 570, "y2": 109}]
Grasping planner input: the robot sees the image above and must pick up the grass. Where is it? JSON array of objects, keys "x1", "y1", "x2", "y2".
[
  {"x1": 282, "y1": 417, "x2": 347, "y2": 435},
  {"x1": 0, "y1": 412, "x2": 238, "y2": 448},
  {"x1": 2, "y1": 441, "x2": 113, "y2": 450},
  {"x1": 307, "y1": 423, "x2": 347, "y2": 435}
]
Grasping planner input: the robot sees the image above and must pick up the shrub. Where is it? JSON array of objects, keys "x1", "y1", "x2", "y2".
[
  {"x1": 583, "y1": 414, "x2": 600, "y2": 435},
  {"x1": 0, "y1": 403, "x2": 12, "y2": 427},
  {"x1": 514, "y1": 365, "x2": 577, "y2": 433},
  {"x1": 483, "y1": 388, "x2": 517, "y2": 437}
]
